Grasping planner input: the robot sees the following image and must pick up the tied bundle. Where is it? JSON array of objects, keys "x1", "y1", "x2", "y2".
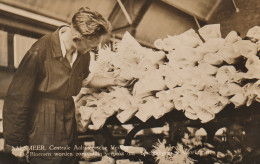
[{"x1": 76, "y1": 24, "x2": 260, "y2": 131}]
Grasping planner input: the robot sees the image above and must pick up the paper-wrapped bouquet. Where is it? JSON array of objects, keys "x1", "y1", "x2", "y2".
[{"x1": 75, "y1": 24, "x2": 260, "y2": 131}]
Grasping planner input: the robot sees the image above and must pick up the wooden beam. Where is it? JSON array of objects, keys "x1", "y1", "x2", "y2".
[
  {"x1": 132, "y1": 0, "x2": 153, "y2": 28},
  {"x1": 193, "y1": 16, "x2": 201, "y2": 29},
  {"x1": 108, "y1": 0, "x2": 121, "y2": 22},
  {"x1": 0, "y1": 2, "x2": 66, "y2": 26},
  {"x1": 116, "y1": 0, "x2": 132, "y2": 25},
  {"x1": 0, "y1": 10, "x2": 57, "y2": 35}
]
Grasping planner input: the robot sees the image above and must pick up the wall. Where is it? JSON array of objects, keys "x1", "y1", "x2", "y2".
[
  {"x1": 135, "y1": 1, "x2": 197, "y2": 47},
  {"x1": 208, "y1": 0, "x2": 260, "y2": 38}
]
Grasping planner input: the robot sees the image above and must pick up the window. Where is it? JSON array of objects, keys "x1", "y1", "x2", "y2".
[
  {"x1": 13, "y1": 34, "x2": 37, "y2": 68},
  {"x1": 0, "y1": 30, "x2": 8, "y2": 67}
]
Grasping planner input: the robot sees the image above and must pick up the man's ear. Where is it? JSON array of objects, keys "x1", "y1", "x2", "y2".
[
  {"x1": 70, "y1": 26, "x2": 82, "y2": 43},
  {"x1": 72, "y1": 37, "x2": 81, "y2": 43}
]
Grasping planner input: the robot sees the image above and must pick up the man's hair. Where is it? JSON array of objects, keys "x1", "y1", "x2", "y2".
[{"x1": 72, "y1": 7, "x2": 112, "y2": 38}]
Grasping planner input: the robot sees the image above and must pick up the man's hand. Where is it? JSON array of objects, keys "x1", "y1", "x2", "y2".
[
  {"x1": 11, "y1": 146, "x2": 29, "y2": 157},
  {"x1": 84, "y1": 72, "x2": 137, "y2": 88},
  {"x1": 113, "y1": 76, "x2": 129, "y2": 87},
  {"x1": 114, "y1": 77, "x2": 138, "y2": 87},
  {"x1": 4, "y1": 144, "x2": 29, "y2": 163},
  {"x1": 11, "y1": 145, "x2": 29, "y2": 163},
  {"x1": 85, "y1": 72, "x2": 122, "y2": 88}
]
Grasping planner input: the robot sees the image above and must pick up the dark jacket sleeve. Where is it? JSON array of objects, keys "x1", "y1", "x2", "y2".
[
  {"x1": 3, "y1": 48, "x2": 39, "y2": 146},
  {"x1": 83, "y1": 52, "x2": 91, "y2": 79}
]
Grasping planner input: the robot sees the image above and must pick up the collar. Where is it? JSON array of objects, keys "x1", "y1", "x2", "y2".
[
  {"x1": 51, "y1": 25, "x2": 87, "y2": 59},
  {"x1": 51, "y1": 25, "x2": 71, "y2": 58},
  {"x1": 59, "y1": 26, "x2": 78, "y2": 58},
  {"x1": 59, "y1": 27, "x2": 67, "y2": 58}
]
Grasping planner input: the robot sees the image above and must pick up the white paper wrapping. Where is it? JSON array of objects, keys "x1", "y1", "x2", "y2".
[
  {"x1": 76, "y1": 24, "x2": 260, "y2": 127},
  {"x1": 219, "y1": 83, "x2": 243, "y2": 96},
  {"x1": 230, "y1": 92, "x2": 247, "y2": 108},
  {"x1": 91, "y1": 109, "x2": 110, "y2": 130},
  {"x1": 233, "y1": 40, "x2": 258, "y2": 58},
  {"x1": 117, "y1": 109, "x2": 138, "y2": 123},
  {"x1": 225, "y1": 31, "x2": 242, "y2": 45},
  {"x1": 198, "y1": 24, "x2": 222, "y2": 41},
  {"x1": 216, "y1": 66, "x2": 237, "y2": 84},
  {"x1": 246, "y1": 26, "x2": 260, "y2": 41},
  {"x1": 203, "y1": 53, "x2": 223, "y2": 65}
]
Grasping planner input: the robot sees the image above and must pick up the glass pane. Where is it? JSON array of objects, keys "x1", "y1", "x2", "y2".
[
  {"x1": 13, "y1": 34, "x2": 37, "y2": 68},
  {"x1": 0, "y1": 30, "x2": 8, "y2": 67}
]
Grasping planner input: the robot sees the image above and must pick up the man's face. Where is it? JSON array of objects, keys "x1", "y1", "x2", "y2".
[{"x1": 75, "y1": 35, "x2": 103, "y2": 54}]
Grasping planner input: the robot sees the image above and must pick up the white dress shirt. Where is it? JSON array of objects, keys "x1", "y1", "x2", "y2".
[{"x1": 59, "y1": 27, "x2": 78, "y2": 67}]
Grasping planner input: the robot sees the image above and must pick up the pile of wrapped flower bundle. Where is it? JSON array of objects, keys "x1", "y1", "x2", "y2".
[{"x1": 76, "y1": 24, "x2": 260, "y2": 131}]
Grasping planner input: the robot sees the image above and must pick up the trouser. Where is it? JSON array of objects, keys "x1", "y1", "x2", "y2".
[{"x1": 28, "y1": 96, "x2": 79, "y2": 164}]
